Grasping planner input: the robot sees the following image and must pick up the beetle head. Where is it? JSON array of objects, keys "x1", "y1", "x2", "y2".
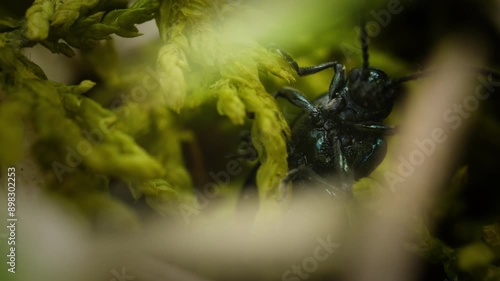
[{"x1": 345, "y1": 67, "x2": 396, "y2": 117}]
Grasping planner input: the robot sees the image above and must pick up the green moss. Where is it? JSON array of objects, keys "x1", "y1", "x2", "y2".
[
  {"x1": 25, "y1": 0, "x2": 55, "y2": 40},
  {"x1": 0, "y1": 0, "x2": 192, "y2": 221},
  {"x1": 154, "y1": 0, "x2": 296, "y2": 204},
  {"x1": 23, "y1": 0, "x2": 158, "y2": 52}
]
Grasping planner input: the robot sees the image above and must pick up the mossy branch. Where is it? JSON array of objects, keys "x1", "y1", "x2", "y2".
[
  {"x1": 155, "y1": 0, "x2": 296, "y2": 205},
  {"x1": 23, "y1": 0, "x2": 160, "y2": 53}
]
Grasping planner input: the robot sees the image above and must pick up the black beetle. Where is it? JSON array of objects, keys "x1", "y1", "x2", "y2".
[
  {"x1": 241, "y1": 22, "x2": 500, "y2": 201},
  {"x1": 271, "y1": 23, "x2": 412, "y2": 197}
]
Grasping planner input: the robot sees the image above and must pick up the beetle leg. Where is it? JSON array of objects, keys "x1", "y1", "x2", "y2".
[
  {"x1": 295, "y1": 61, "x2": 343, "y2": 76},
  {"x1": 333, "y1": 137, "x2": 355, "y2": 186},
  {"x1": 327, "y1": 64, "x2": 346, "y2": 100},
  {"x1": 277, "y1": 165, "x2": 306, "y2": 202},
  {"x1": 277, "y1": 48, "x2": 343, "y2": 76},
  {"x1": 274, "y1": 87, "x2": 319, "y2": 115},
  {"x1": 300, "y1": 167, "x2": 347, "y2": 197},
  {"x1": 276, "y1": 48, "x2": 346, "y2": 100},
  {"x1": 278, "y1": 164, "x2": 348, "y2": 200},
  {"x1": 335, "y1": 142, "x2": 349, "y2": 176},
  {"x1": 351, "y1": 122, "x2": 397, "y2": 136}
]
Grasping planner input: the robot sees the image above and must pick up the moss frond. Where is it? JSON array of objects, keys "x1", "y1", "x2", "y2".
[{"x1": 155, "y1": 0, "x2": 296, "y2": 204}]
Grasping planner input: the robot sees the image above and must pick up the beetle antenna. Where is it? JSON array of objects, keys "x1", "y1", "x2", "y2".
[
  {"x1": 360, "y1": 18, "x2": 369, "y2": 80},
  {"x1": 391, "y1": 70, "x2": 435, "y2": 85},
  {"x1": 382, "y1": 70, "x2": 437, "y2": 93},
  {"x1": 470, "y1": 67, "x2": 500, "y2": 80},
  {"x1": 390, "y1": 67, "x2": 500, "y2": 86},
  {"x1": 386, "y1": 67, "x2": 500, "y2": 91}
]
